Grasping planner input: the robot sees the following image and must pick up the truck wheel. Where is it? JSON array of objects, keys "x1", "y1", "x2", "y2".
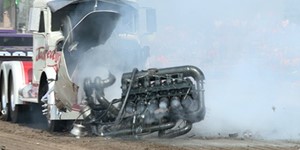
[
  {"x1": 8, "y1": 73, "x2": 28, "y2": 123},
  {"x1": 8, "y1": 77, "x2": 18, "y2": 123},
  {"x1": 48, "y1": 120, "x2": 68, "y2": 132},
  {"x1": 0, "y1": 74, "x2": 10, "y2": 121},
  {"x1": 39, "y1": 78, "x2": 66, "y2": 132}
]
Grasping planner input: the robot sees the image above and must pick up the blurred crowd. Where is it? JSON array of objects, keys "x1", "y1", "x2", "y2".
[
  {"x1": 145, "y1": 12, "x2": 300, "y2": 85},
  {"x1": 140, "y1": 0, "x2": 300, "y2": 139}
]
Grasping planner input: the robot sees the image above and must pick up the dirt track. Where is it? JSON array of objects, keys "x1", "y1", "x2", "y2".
[{"x1": 0, "y1": 121, "x2": 299, "y2": 150}]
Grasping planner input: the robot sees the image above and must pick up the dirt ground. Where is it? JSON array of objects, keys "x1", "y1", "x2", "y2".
[{"x1": 0, "y1": 121, "x2": 299, "y2": 150}]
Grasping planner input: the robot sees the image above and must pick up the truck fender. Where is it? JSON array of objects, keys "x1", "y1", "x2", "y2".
[{"x1": 43, "y1": 67, "x2": 57, "y2": 81}]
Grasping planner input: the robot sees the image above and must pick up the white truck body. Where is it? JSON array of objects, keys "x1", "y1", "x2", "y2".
[
  {"x1": 0, "y1": 0, "x2": 153, "y2": 124},
  {"x1": 1, "y1": 0, "x2": 205, "y2": 138}
]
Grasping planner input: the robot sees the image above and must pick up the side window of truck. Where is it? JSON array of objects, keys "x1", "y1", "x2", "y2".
[
  {"x1": 51, "y1": 11, "x2": 63, "y2": 31},
  {"x1": 39, "y1": 11, "x2": 45, "y2": 32}
]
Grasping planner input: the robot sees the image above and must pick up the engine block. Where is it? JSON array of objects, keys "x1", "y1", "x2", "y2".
[
  {"x1": 80, "y1": 65, "x2": 205, "y2": 138},
  {"x1": 122, "y1": 70, "x2": 194, "y2": 122}
]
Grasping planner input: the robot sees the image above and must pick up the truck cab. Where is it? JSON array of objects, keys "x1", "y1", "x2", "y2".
[
  {"x1": 1, "y1": 0, "x2": 158, "y2": 130},
  {"x1": 28, "y1": 0, "x2": 156, "y2": 82}
]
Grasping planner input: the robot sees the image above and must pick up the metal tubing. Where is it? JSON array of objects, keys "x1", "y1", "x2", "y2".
[
  {"x1": 101, "y1": 72, "x2": 116, "y2": 88},
  {"x1": 122, "y1": 65, "x2": 205, "y2": 81},
  {"x1": 94, "y1": 93, "x2": 119, "y2": 116},
  {"x1": 158, "y1": 122, "x2": 192, "y2": 138},
  {"x1": 101, "y1": 122, "x2": 176, "y2": 137},
  {"x1": 114, "y1": 68, "x2": 138, "y2": 124}
]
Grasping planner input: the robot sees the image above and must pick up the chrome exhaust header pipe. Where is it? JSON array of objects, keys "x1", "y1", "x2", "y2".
[{"x1": 100, "y1": 122, "x2": 176, "y2": 137}]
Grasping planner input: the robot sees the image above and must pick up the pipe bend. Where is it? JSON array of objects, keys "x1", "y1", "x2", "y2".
[
  {"x1": 101, "y1": 72, "x2": 116, "y2": 88},
  {"x1": 183, "y1": 65, "x2": 205, "y2": 81},
  {"x1": 158, "y1": 122, "x2": 193, "y2": 138}
]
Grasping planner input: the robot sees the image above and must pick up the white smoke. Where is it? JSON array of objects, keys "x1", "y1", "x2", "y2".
[
  {"x1": 62, "y1": 1, "x2": 148, "y2": 102},
  {"x1": 140, "y1": 0, "x2": 300, "y2": 139}
]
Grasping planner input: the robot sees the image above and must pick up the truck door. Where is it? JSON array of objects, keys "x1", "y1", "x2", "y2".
[{"x1": 31, "y1": 8, "x2": 46, "y2": 84}]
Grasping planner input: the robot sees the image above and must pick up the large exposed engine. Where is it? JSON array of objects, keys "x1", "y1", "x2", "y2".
[
  {"x1": 45, "y1": 0, "x2": 206, "y2": 138},
  {"x1": 0, "y1": 0, "x2": 205, "y2": 139},
  {"x1": 79, "y1": 65, "x2": 205, "y2": 138}
]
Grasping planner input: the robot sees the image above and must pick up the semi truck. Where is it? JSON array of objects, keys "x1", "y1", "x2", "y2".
[{"x1": 0, "y1": 0, "x2": 205, "y2": 138}]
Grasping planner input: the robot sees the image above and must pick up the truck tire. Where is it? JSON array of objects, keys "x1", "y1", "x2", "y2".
[
  {"x1": 0, "y1": 73, "x2": 10, "y2": 121},
  {"x1": 8, "y1": 73, "x2": 29, "y2": 123},
  {"x1": 8, "y1": 73, "x2": 18, "y2": 123},
  {"x1": 48, "y1": 120, "x2": 68, "y2": 132},
  {"x1": 38, "y1": 76, "x2": 66, "y2": 132}
]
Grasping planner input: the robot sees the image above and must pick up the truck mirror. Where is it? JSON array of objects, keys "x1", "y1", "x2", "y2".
[
  {"x1": 28, "y1": 8, "x2": 41, "y2": 32},
  {"x1": 146, "y1": 8, "x2": 157, "y2": 33}
]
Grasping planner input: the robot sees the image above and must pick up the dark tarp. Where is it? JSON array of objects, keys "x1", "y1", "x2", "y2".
[
  {"x1": 47, "y1": 0, "x2": 134, "y2": 12},
  {"x1": 47, "y1": 0, "x2": 75, "y2": 12}
]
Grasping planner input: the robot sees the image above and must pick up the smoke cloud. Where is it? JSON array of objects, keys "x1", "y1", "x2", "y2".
[
  {"x1": 61, "y1": 0, "x2": 300, "y2": 139},
  {"x1": 59, "y1": 1, "x2": 148, "y2": 102},
  {"x1": 140, "y1": 0, "x2": 300, "y2": 139}
]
